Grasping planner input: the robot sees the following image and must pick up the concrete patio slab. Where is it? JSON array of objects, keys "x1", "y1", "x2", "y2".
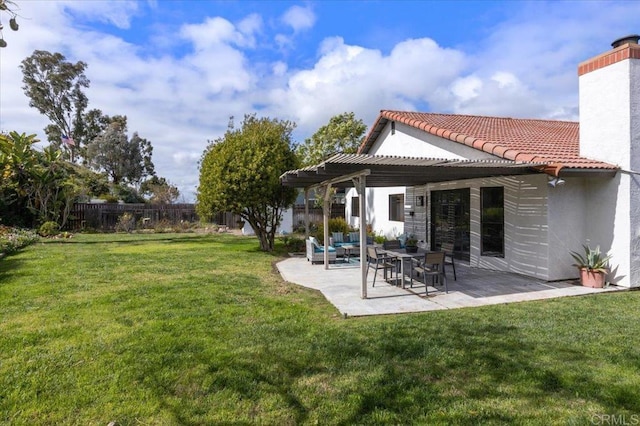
[{"x1": 276, "y1": 257, "x2": 623, "y2": 317}]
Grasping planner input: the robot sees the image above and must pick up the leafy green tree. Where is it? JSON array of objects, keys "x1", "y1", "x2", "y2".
[
  {"x1": 20, "y1": 50, "x2": 97, "y2": 162},
  {"x1": 297, "y1": 112, "x2": 367, "y2": 167},
  {"x1": 0, "y1": 0, "x2": 20, "y2": 48},
  {"x1": 197, "y1": 115, "x2": 298, "y2": 251},
  {"x1": 70, "y1": 164, "x2": 110, "y2": 200},
  {"x1": 296, "y1": 112, "x2": 367, "y2": 212},
  {"x1": 0, "y1": 131, "x2": 39, "y2": 225},
  {"x1": 141, "y1": 176, "x2": 180, "y2": 204},
  {"x1": 85, "y1": 119, "x2": 155, "y2": 186},
  {"x1": 0, "y1": 131, "x2": 78, "y2": 227},
  {"x1": 26, "y1": 144, "x2": 78, "y2": 227}
]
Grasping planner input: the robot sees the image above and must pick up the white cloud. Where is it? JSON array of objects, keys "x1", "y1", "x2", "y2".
[
  {"x1": 61, "y1": 0, "x2": 140, "y2": 29},
  {"x1": 268, "y1": 36, "x2": 465, "y2": 135},
  {"x1": 275, "y1": 5, "x2": 316, "y2": 51},
  {"x1": 431, "y1": 72, "x2": 545, "y2": 118},
  {"x1": 281, "y1": 5, "x2": 315, "y2": 32}
]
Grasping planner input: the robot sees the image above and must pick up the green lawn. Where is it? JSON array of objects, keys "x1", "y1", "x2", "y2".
[{"x1": 1, "y1": 233, "x2": 639, "y2": 425}]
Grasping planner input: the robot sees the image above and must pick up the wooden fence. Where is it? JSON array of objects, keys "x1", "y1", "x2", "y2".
[
  {"x1": 66, "y1": 203, "x2": 242, "y2": 231},
  {"x1": 292, "y1": 204, "x2": 346, "y2": 228},
  {"x1": 66, "y1": 203, "x2": 344, "y2": 232}
]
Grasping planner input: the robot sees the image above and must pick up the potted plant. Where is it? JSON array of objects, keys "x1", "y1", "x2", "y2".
[
  {"x1": 570, "y1": 245, "x2": 612, "y2": 288},
  {"x1": 405, "y1": 235, "x2": 419, "y2": 253}
]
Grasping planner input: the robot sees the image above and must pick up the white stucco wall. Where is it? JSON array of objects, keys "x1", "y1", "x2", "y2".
[
  {"x1": 546, "y1": 177, "x2": 588, "y2": 280},
  {"x1": 370, "y1": 121, "x2": 495, "y2": 160},
  {"x1": 242, "y1": 208, "x2": 293, "y2": 236},
  {"x1": 346, "y1": 186, "x2": 406, "y2": 238},
  {"x1": 579, "y1": 56, "x2": 640, "y2": 287}
]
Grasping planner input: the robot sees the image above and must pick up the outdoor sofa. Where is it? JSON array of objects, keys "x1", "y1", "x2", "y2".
[{"x1": 306, "y1": 236, "x2": 337, "y2": 264}]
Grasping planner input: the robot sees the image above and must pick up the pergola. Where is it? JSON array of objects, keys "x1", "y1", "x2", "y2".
[{"x1": 280, "y1": 153, "x2": 544, "y2": 299}]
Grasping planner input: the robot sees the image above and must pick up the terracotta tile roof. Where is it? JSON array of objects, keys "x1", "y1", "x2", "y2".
[{"x1": 359, "y1": 110, "x2": 618, "y2": 176}]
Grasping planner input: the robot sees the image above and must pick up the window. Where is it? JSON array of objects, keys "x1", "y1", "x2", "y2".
[
  {"x1": 351, "y1": 196, "x2": 359, "y2": 217},
  {"x1": 389, "y1": 194, "x2": 404, "y2": 222},
  {"x1": 481, "y1": 187, "x2": 504, "y2": 257}
]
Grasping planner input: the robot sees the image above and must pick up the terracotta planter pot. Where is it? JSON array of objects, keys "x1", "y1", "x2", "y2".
[{"x1": 579, "y1": 268, "x2": 606, "y2": 288}]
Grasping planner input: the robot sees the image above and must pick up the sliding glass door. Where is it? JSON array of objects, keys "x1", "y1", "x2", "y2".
[{"x1": 430, "y1": 189, "x2": 470, "y2": 261}]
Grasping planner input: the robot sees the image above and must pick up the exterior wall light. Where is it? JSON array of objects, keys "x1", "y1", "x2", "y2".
[{"x1": 548, "y1": 177, "x2": 566, "y2": 187}]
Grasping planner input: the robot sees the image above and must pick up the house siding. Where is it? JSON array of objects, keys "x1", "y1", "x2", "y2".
[{"x1": 348, "y1": 119, "x2": 597, "y2": 282}]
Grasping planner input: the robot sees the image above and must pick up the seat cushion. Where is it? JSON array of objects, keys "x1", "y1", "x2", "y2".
[{"x1": 313, "y1": 246, "x2": 336, "y2": 253}]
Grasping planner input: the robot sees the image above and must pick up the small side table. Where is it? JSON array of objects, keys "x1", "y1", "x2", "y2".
[{"x1": 340, "y1": 244, "x2": 358, "y2": 262}]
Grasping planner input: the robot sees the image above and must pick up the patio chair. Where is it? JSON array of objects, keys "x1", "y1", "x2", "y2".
[
  {"x1": 440, "y1": 242, "x2": 457, "y2": 281},
  {"x1": 330, "y1": 232, "x2": 347, "y2": 258},
  {"x1": 366, "y1": 246, "x2": 397, "y2": 287},
  {"x1": 348, "y1": 232, "x2": 360, "y2": 245},
  {"x1": 411, "y1": 251, "x2": 447, "y2": 296},
  {"x1": 332, "y1": 232, "x2": 345, "y2": 244},
  {"x1": 306, "y1": 237, "x2": 337, "y2": 264}
]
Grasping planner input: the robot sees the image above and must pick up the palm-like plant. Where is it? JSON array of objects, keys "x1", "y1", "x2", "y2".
[{"x1": 570, "y1": 245, "x2": 612, "y2": 273}]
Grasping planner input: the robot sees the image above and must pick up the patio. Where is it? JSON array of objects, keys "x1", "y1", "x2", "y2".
[{"x1": 277, "y1": 256, "x2": 622, "y2": 317}]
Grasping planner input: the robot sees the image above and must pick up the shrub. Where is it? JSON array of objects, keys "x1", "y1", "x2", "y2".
[
  {"x1": 314, "y1": 217, "x2": 351, "y2": 244},
  {"x1": 154, "y1": 219, "x2": 173, "y2": 233},
  {"x1": 38, "y1": 221, "x2": 60, "y2": 237},
  {"x1": 0, "y1": 226, "x2": 39, "y2": 257},
  {"x1": 99, "y1": 194, "x2": 119, "y2": 203},
  {"x1": 280, "y1": 235, "x2": 306, "y2": 253},
  {"x1": 115, "y1": 213, "x2": 136, "y2": 233},
  {"x1": 329, "y1": 217, "x2": 350, "y2": 235}
]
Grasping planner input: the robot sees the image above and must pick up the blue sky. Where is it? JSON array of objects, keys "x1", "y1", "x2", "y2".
[{"x1": 1, "y1": 0, "x2": 639, "y2": 201}]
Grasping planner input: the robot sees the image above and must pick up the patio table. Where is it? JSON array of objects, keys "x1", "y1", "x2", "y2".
[
  {"x1": 340, "y1": 244, "x2": 358, "y2": 262},
  {"x1": 380, "y1": 248, "x2": 427, "y2": 288}
]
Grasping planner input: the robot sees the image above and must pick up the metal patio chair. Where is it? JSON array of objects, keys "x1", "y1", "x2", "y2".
[{"x1": 411, "y1": 251, "x2": 447, "y2": 296}]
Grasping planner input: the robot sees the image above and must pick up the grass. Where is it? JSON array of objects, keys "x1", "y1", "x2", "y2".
[{"x1": 1, "y1": 232, "x2": 639, "y2": 425}]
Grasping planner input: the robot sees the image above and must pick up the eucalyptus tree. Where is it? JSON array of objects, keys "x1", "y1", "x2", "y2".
[
  {"x1": 85, "y1": 119, "x2": 155, "y2": 186},
  {"x1": 141, "y1": 176, "x2": 180, "y2": 204},
  {"x1": 197, "y1": 115, "x2": 298, "y2": 251},
  {"x1": 20, "y1": 50, "x2": 93, "y2": 162}
]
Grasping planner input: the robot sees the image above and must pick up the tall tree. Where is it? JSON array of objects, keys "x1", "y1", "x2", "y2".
[
  {"x1": 197, "y1": 115, "x2": 298, "y2": 251},
  {"x1": 85, "y1": 119, "x2": 155, "y2": 186},
  {"x1": 141, "y1": 176, "x2": 180, "y2": 204},
  {"x1": 0, "y1": 0, "x2": 20, "y2": 48},
  {"x1": 20, "y1": 50, "x2": 90, "y2": 162},
  {"x1": 297, "y1": 112, "x2": 367, "y2": 167}
]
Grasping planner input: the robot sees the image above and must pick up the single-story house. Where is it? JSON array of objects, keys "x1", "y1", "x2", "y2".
[{"x1": 282, "y1": 35, "x2": 640, "y2": 291}]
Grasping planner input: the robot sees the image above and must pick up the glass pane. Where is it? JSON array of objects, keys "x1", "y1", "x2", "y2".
[
  {"x1": 430, "y1": 189, "x2": 470, "y2": 261},
  {"x1": 481, "y1": 187, "x2": 504, "y2": 257}
]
